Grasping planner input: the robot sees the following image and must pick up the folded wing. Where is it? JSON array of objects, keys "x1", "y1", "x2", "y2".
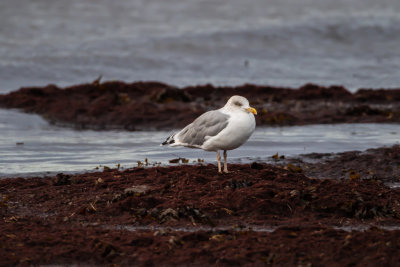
[{"x1": 176, "y1": 110, "x2": 230, "y2": 147}]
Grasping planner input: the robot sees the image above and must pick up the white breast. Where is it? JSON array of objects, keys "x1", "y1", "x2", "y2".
[{"x1": 201, "y1": 110, "x2": 255, "y2": 151}]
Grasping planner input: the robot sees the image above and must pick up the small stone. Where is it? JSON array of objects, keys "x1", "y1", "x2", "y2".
[{"x1": 124, "y1": 185, "x2": 150, "y2": 195}]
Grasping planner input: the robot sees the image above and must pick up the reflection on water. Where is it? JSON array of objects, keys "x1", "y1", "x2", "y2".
[{"x1": 1, "y1": 109, "x2": 399, "y2": 177}]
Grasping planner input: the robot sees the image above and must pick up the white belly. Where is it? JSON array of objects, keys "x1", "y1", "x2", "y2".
[{"x1": 201, "y1": 112, "x2": 255, "y2": 151}]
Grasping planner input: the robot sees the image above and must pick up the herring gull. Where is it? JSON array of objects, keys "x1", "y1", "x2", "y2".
[{"x1": 161, "y1": 95, "x2": 257, "y2": 173}]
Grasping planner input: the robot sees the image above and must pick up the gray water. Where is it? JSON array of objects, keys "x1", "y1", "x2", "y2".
[
  {"x1": 1, "y1": 109, "x2": 399, "y2": 177},
  {"x1": 1, "y1": 0, "x2": 400, "y2": 92}
]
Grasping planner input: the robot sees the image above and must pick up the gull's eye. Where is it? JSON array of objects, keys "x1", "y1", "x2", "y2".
[{"x1": 233, "y1": 101, "x2": 242, "y2": 107}]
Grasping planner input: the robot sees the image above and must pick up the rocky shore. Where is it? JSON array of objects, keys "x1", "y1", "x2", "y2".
[
  {"x1": 1, "y1": 145, "x2": 400, "y2": 266},
  {"x1": 1, "y1": 81, "x2": 400, "y2": 130}
]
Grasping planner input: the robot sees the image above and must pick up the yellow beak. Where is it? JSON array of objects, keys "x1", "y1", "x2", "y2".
[{"x1": 246, "y1": 107, "x2": 257, "y2": 115}]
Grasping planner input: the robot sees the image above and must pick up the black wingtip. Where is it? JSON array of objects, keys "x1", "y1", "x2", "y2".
[
  {"x1": 161, "y1": 135, "x2": 175, "y2": 146},
  {"x1": 161, "y1": 139, "x2": 175, "y2": 145}
]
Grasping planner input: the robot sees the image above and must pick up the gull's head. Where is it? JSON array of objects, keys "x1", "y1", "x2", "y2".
[{"x1": 225, "y1": 95, "x2": 257, "y2": 115}]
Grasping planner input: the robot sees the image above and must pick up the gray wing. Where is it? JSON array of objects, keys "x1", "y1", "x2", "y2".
[{"x1": 177, "y1": 110, "x2": 230, "y2": 147}]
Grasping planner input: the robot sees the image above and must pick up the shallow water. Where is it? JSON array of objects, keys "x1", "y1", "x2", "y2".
[
  {"x1": 1, "y1": 0, "x2": 400, "y2": 92},
  {"x1": 1, "y1": 108, "x2": 399, "y2": 177},
  {"x1": 107, "y1": 225, "x2": 276, "y2": 234},
  {"x1": 386, "y1": 182, "x2": 400, "y2": 189},
  {"x1": 103, "y1": 224, "x2": 400, "y2": 234}
]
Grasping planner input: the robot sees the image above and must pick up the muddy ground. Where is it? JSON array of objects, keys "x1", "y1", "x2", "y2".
[
  {"x1": 1, "y1": 145, "x2": 400, "y2": 266},
  {"x1": 1, "y1": 81, "x2": 400, "y2": 130}
]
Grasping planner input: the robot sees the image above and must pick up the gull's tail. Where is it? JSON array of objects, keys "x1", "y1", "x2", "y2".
[{"x1": 161, "y1": 134, "x2": 176, "y2": 146}]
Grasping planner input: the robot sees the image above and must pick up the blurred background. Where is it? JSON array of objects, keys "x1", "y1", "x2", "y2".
[
  {"x1": 1, "y1": 0, "x2": 400, "y2": 93},
  {"x1": 1, "y1": 0, "x2": 400, "y2": 177}
]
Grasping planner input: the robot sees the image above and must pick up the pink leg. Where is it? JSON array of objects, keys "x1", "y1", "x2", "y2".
[
  {"x1": 216, "y1": 151, "x2": 222, "y2": 173},
  {"x1": 223, "y1": 150, "x2": 229, "y2": 173}
]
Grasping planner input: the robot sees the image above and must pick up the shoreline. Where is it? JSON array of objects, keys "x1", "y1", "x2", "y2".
[{"x1": 2, "y1": 142, "x2": 399, "y2": 180}]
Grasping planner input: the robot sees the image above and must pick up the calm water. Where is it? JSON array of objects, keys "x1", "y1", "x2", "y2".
[
  {"x1": 1, "y1": 109, "x2": 399, "y2": 177},
  {"x1": 1, "y1": 0, "x2": 400, "y2": 92}
]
